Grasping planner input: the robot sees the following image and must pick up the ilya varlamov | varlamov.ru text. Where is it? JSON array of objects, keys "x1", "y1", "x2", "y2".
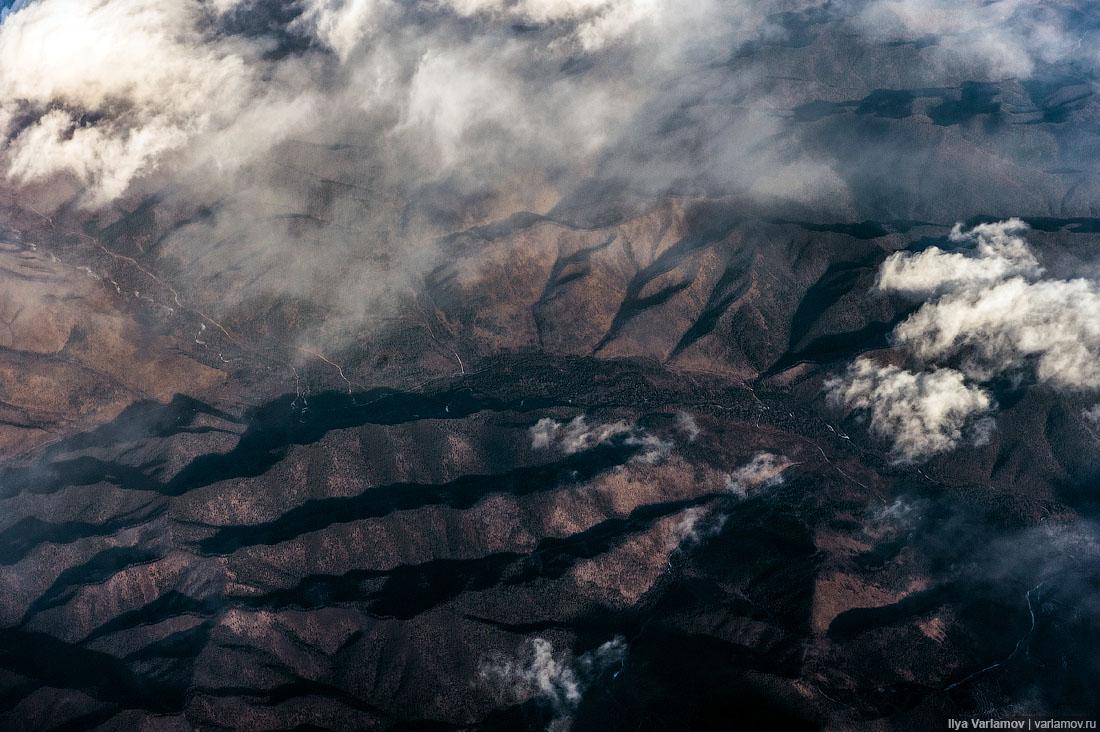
[{"x1": 948, "y1": 721, "x2": 1097, "y2": 730}]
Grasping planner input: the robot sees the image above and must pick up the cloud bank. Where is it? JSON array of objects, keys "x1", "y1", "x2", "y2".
[
  {"x1": 3, "y1": 0, "x2": 1096, "y2": 216},
  {"x1": 0, "y1": 0, "x2": 319, "y2": 205},
  {"x1": 876, "y1": 219, "x2": 1042, "y2": 299},
  {"x1": 0, "y1": 0, "x2": 774, "y2": 208},
  {"x1": 831, "y1": 219, "x2": 1100, "y2": 461},
  {"x1": 827, "y1": 361, "x2": 994, "y2": 462}
]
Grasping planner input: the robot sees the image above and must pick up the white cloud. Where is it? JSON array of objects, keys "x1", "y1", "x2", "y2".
[
  {"x1": 623, "y1": 432, "x2": 673, "y2": 464},
  {"x1": 296, "y1": 0, "x2": 390, "y2": 60},
  {"x1": 530, "y1": 417, "x2": 562, "y2": 450},
  {"x1": 671, "y1": 506, "x2": 726, "y2": 547},
  {"x1": 876, "y1": 218, "x2": 1041, "y2": 299},
  {"x1": 480, "y1": 636, "x2": 626, "y2": 728},
  {"x1": 882, "y1": 220, "x2": 1100, "y2": 389},
  {"x1": 725, "y1": 452, "x2": 790, "y2": 497},
  {"x1": 0, "y1": 0, "x2": 729, "y2": 207},
  {"x1": 0, "y1": 0, "x2": 1082, "y2": 223},
  {"x1": 5, "y1": 110, "x2": 182, "y2": 205},
  {"x1": 397, "y1": 39, "x2": 620, "y2": 174},
  {"x1": 530, "y1": 416, "x2": 632, "y2": 454},
  {"x1": 442, "y1": 0, "x2": 663, "y2": 51},
  {"x1": 895, "y1": 276, "x2": 1100, "y2": 387},
  {"x1": 0, "y1": 0, "x2": 318, "y2": 206},
  {"x1": 831, "y1": 219, "x2": 1100, "y2": 460},
  {"x1": 0, "y1": 0, "x2": 781, "y2": 210},
  {"x1": 826, "y1": 360, "x2": 993, "y2": 463},
  {"x1": 529, "y1": 415, "x2": 671, "y2": 463}
]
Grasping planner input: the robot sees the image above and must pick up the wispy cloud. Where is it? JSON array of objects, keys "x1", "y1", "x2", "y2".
[
  {"x1": 530, "y1": 415, "x2": 672, "y2": 464},
  {"x1": 725, "y1": 451, "x2": 790, "y2": 497},
  {"x1": 676, "y1": 412, "x2": 701, "y2": 442},
  {"x1": 851, "y1": 0, "x2": 1098, "y2": 79},
  {"x1": 480, "y1": 635, "x2": 626, "y2": 730}
]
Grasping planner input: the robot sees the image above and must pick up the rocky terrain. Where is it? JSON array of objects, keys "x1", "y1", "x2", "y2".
[
  {"x1": 0, "y1": 189, "x2": 1097, "y2": 730},
  {"x1": 1, "y1": 0, "x2": 1100, "y2": 730}
]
